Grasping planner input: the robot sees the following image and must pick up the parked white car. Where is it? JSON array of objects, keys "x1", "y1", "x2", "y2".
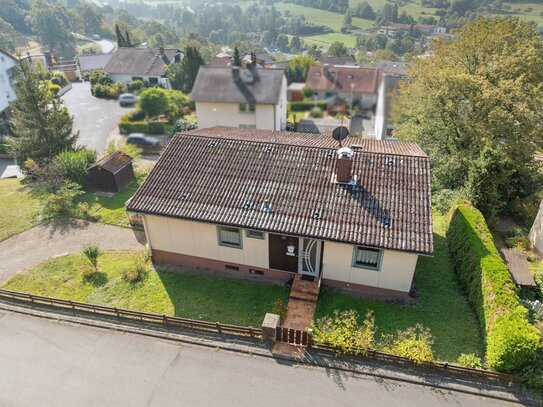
[{"x1": 119, "y1": 93, "x2": 138, "y2": 107}]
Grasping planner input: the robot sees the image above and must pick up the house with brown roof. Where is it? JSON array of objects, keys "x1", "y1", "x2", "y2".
[
  {"x1": 305, "y1": 65, "x2": 382, "y2": 109},
  {"x1": 104, "y1": 47, "x2": 183, "y2": 88},
  {"x1": 191, "y1": 66, "x2": 287, "y2": 131},
  {"x1": 127, "y1": 126, "x2": 433, "y2": 300}
]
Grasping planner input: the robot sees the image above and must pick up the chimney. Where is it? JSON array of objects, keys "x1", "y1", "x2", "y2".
[
  {"x1": 232, "y1": 66, "x2": 240, "y2": 81},
  {"x1": 336, "y1": 147, "x2": 353, "y2": 183},
  {"x1": 174, "y1": 50, "x2": 181, "y2": 63},
  {"x1": 323, "y1": 64, "x2": 330, "y2": 77},
  {"x1": 159, "y1": 47, "x2": 165, "y2": 57}
]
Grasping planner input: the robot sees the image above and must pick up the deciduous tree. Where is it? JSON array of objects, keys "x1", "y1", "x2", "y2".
[
  {"x1": 327, "y1": 41, "x2": 348, "y2": 57},
  {"x1": 394, "y1": 18, "x2": 543, "y2": 219}
]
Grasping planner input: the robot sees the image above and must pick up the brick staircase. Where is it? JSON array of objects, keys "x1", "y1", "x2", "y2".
[{"x1": 290, "y1": 274, "x2": 320, "y2": 303}]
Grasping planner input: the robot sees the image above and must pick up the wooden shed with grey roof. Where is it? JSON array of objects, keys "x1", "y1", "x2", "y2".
[{"x1": 88, "y1": 151, "x2": 135, "y2": 192}]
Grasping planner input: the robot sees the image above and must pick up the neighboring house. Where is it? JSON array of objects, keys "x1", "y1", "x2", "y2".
[
  {"x1": 126, "y1": 126, "x2": 433, "y2": 300},
  {"x1": 78, "y1": 53, "x2": 113, "y2": 73},
  {"x1": 242, "y1": 51, "x2": 274, "y2": 68},
  {"x1": 88, "y1": 151, "x2": 135, "y2": 192},
  {"x1": 103, "y1": 47, "x2": 183, "y2": 88},
  {"x1": 319, "y1": 55, "x2": 357, "y2": 66},
  {"x1": 373, "y1": 60, "x2": 407, "y2": 77},
  {"x1": 191, "y1": 67, "x2": 287, "y2": 131},
  {"x1": 209, "y1": 52, "x2": 231, "y2": 67},
  {"x1": 0, "y1": 49, "x2": 17, "y2": 119},
  {"x1": 287, "y1": 82, "x2": 305, "y2": 102},
  {"x1": 305, "y1": 65, "x2": 382, "y2": 109}
]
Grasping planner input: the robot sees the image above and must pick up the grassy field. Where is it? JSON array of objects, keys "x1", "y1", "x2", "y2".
[
  {"x1": 0, "y1": 179, "x2": 42, "y2": 242},
  {"x1": 303, "y1": 33, "x2": 359, "y2": 47},
  {"x1": 316, "y1": 213, "x2": 484, "y2": 362},
  {"x1": 274, "y1": 3, "x2": 374, "y2": 30},
  {"x1": 1, "y1": 251, "x2": 290, "y2": 327}
]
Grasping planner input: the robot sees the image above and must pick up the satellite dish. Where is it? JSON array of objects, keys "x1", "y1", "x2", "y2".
[{"x1": 332, "y1": 126, "x2": 349, "y2": 147}]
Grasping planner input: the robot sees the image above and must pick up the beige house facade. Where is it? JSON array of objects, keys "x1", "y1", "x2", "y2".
[{"x1": 142, "y1": 215, "x2": 420, "y2": 298}]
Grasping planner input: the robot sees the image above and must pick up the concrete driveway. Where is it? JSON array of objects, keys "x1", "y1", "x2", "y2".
[
  {"x1": 0, "y1": 220, "x2": 145, "y2": 284},
  {"x1": 0, "y1": 311, "x2": 514, "y2": 407},
  {"x1": 62, "y1": 82, "x2": 133, "y2": 154}
]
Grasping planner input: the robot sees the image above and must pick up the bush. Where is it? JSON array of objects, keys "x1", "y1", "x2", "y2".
[
  {"x1": 302, "y1": 85, "x2": 314, "y2": 98},
  {"x1": 49, "y1": 71, "x2": 69, "y2": 87},
  {"x1": 289, "y1": 100, "x2": 327, "y2": 112},
  {"x1": 504, "y1": 226, "x2": 531, "y2": 251},
  {"x1": 42, "y1": 181, "x2": 83, "y2": 219},
  {"x1": 138, "y1": 87, "x2": 169, "y2": 118},
  {"x1": 80, "y1": 264, "x2": 95, "y2": 278},
  {"x1": 447, "y1": 199, "x2": 540, "y2": 372},
  {"x1": 383, "y1": 324, "x2": 434, "y2": 364},
  {"x1": 170, "y1": 118, "x2": 197, "y2": 135},
  {"x1": 89, "y1": 70, "x2": 112, "y2": 86},
  {"x1": 105, "y1": 140, "x2": 142, "y2": 160},
  {"x1": 311, "y1": 310, "x2": 375, "y2": 355},
  {"x1": 127, "y1": 80, "x2": 145, "y2": 92},
  {"x1": 82, "y1": 243, "x2": 101, "y2": 272},
  {"x1": 456, "y1": 353, "x2": 483, "y2": 369},
  {"x1": 432, "y1": 188, "x2": 461, "y2": 214},
  {"x1": 48, "y1": 83, "x2": 61, "y2": 96},
  {"x1": 309, "y1": 107, "x2": 324, "y2": 118},
  {"x1": 124, "y1": 251, "x2": 149, "y2": 282},
  {"x1": 119, "y1": 120, "x2": 167, "y2": 134},
  {"x1": 271, "y1": 298, "x2": 287, "y2": 321},
  {"x1": 55, "y1": 148, "x2": 97, "y2": 188},
  {"x1": 77, "y1": 202, "x2": 100, "y2": 221}
]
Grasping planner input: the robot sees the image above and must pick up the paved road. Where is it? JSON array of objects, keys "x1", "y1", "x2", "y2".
[
  {"x1": 62, "y1": 82, "x2": 133, "y2": 154},
  {"x1": 0, "y1": 311, "x2": 514, "y2": 407},
  {"x1": 0, "y1": 221, "x2": 145, "y2": 284},
  {"x1": 97, "y1": 39, "x2": 115, "y2": 53}
]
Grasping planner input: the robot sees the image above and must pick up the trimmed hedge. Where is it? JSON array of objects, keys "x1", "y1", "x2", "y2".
[
  {"x1": 288, "y1": 100, "x2": 327, "y2": 112},
  {"x1": 119, "y1": 120, "x2": 171, "y2": 135},
  {"x1": 447, "y1": 199, "x2": 540, "y2": 373}
]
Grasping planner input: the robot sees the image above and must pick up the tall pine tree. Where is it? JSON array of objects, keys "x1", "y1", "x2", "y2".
[
  {"x1": 165, "y1": 46, "x2": 204, "y2": 92},
  {"x1": 125, "y1": 30, "x2": 132, "y2": 47},
  {"x1": 115, "y1": 24, "x2": 125, "y2": 47},
  {"x1": 7, "y1": 60, "x2": 78, "y2": 166},
  {"x1": 232, "y1": 46, "x2": 241, "y2": 67}
]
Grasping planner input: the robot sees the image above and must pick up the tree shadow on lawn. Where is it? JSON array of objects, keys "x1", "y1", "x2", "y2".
[
  {"x1": 155, "y1": 265, "x2": 290, "y2": 327},
  {"x1": 83, "y1": 271, "x2": 108, "y2": 287}
]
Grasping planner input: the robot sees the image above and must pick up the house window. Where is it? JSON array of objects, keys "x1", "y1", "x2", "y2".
[
  {"x1": 246, "y1": 230, "x2": 264, "y2": 239},
  {"x1": 217, "y1": 226, "x2": 242, "y2": 249},
  {"x1": 352, "y1": 246, "x2": 382, "y2": 270},
  {"x1": 239, "y1": 103, "x2": 255, "y2": 113},
  {"x1": 149, "y1": 77, "x2": 159, "y2": 85}
]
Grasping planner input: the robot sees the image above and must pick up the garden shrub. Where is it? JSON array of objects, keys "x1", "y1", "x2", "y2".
[
  {"x1": 456, "y1": 353, "x2": 483, "y2": 368},
  {"x1": 48, "y1": 83, "x2": 61, "y2": 96},
  {"x1": 383, "y1": 324, "x2": 434, "y2": 364},
  {"x1": 55, "y1": 148, "x2": 97, "y2": 188},
  {"x1": 119, "y1": 120, "x2": 167, "y2": 134},
  {"x1": 105, "y1": 140, "x2": 142, "y2": 160},
  {"x1": 311, "y1": 310, "x2": 375, "y2": 355},
  {"x1": 82, "y1": 243, "x2": 101, "y2": 272},
  {"x1": 309, "y1": 107, "x2": 323, "y2": 118},
  {"x1": 89, "y1": 70, "x2": 112, "y2": 86},
  {"x1": 288, "y1": 100, "x2": 326, "y2": 112},
  {"x1": 271, "y1": 298, "x2": 287, "y2": 322},
  {"x1": 447, "y1": 199, "x2": 540, "y2": 373},
  {"x1": 170, "y1": 118, "x2": 197, "y2": 135},
  {"x1": 302, "y1": 85, "x2": 314, "y2": 98},
  {"x1": 504, "y1": 226, "x2": 531, "y2": 251},
  {"x1": 49, "y1": 71, "x2": 69, "y2": 87},
  {"x1": 124, "y1": 251, "x2": 149, "y2": 282},
  {"x1": 127, "y1": 80, "x2": 145, "y2": 92}
]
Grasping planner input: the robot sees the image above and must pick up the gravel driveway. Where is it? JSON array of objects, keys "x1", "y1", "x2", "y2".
[{"x1": 0, "y1": 220, "x2": 145, "y2": 284}]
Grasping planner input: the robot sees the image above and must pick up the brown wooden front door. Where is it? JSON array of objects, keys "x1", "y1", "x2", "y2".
[{"x1": 269, "y1": 234, "x2": 299, "y2": 273}]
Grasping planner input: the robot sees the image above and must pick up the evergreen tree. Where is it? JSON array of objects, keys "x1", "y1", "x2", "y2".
[
  {"x1": 166, "y1": 46, "x2": 205, "y2": 92},
  {"x1": 250, "y1": 51, "x2": 256, "y2": 69},
  {"x1": 290, "y1": 36, "x2": 302, "y2": 52},
  {"x1": 115, "y1": 24, "x2": 125, "y2": 47},
  {"x1": 125, "y1": 29, "x2": 132, "y2": 47},
  {"x1": 233, "y1": 46, "x2": 241, "y2": 67},
  {"x1": 7, "y1": 60, "x2": 78, "y2": 166}
]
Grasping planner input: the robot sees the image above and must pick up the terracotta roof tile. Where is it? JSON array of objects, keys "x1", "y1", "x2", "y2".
[
  {"x1": 127, "y1": 129, "x2": 432, "y2": 255},
  {"x1": 90, "y1": 151, "x2": 133, "y2": 173},
  {"x1": 306, "y1": 66, "x2": 382, "y2": 94}
]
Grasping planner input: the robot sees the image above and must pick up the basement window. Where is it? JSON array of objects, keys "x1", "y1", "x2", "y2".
[
  {"x1": 217, "y1": 226, "x2": 242, "y2": 249},
  {"x1": 246, "y1": 230, "x2": 265, "y2": 239},
  {"x1": 352, "y1": 246, "x2": 382, "y2": 271}
]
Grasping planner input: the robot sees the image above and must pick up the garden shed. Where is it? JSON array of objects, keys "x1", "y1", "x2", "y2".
[{"x1": 88, "y1": 151, "x2": 135, "y2": 192}]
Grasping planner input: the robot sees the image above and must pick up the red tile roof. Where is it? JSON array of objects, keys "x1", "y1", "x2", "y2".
[
  {"x1": 306, "y1": 65, "x2": 382, "y2": 94},
  {"x1": 128, "y1": 129, "x2": 432, "y2": 255}
]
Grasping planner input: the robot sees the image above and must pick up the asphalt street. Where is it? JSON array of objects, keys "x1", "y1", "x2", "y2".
[
  {"x1": 61, "y1": 82, "x2": 132, "y2": 154},
  {"x1": 0, "y1": 310, "x2": 517, "y2": 407}
]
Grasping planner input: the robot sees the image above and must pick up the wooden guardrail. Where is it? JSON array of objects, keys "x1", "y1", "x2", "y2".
[
  {"x1": 0, "y1": 288, "x2": 261, "y2": 338},
  {"x1": 312, "y1": 343, "x2": 520, "y2": 383}
]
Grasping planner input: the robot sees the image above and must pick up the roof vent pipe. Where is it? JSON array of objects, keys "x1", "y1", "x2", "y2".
[{"x1": 336, "y1": 147, "x2": 353, "y2": 183}]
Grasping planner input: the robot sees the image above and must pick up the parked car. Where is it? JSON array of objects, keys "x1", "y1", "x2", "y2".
[
  {"x1": 126, "y1": 133, "x2": 160, "y2": 148},
  {"x1": 91, "y1": 34, "x2": 101, "y2": 40},
  {"x1": 119, "y1": 93, "x2": 138, "y2": 107}
]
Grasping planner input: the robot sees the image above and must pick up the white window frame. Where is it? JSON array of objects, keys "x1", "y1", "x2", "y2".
[
  {"x1": 352, "y1": 246, "x2": 383, "y2": 271},
  {"x1": 217, "y1": 226, "x2": 243, "y2": 249}
]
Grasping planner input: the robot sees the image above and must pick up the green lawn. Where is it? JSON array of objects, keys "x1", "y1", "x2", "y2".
[
  {"x1": 1, "y1": 251, "x2": 290, "y2": 327},
  {"x1": 77, "y1": 177, "x2": 143, "y2": 227},
  {"x1": 274, "y1": 3, "x2": 374, "y2": 30},
  {"x1": 0, "y1": 178, "x2": 42, "y2": 241},
  {"x1": 316, "y1": 213, "x2": 484, "y2": 362},
  {"x1": 303, "y1": 33, "x2": 359, "y2": 48}
]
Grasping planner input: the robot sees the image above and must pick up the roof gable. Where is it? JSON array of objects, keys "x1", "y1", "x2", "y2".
[
  {"x1": 191, "y1": 66, "x2": 285, "y2": 104},
  {"x1": 104, "y1": 47, "x2": 180, "y2": 77},
  {"x1": 127, "y1": 129, "x2": 433, "y2": 255},
  {"x1": 90, "y1": 151, "x2": 133, "y2": 173},
  {"x1": 306, "y1": 65, "x2": 382, "y2": 94}
]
